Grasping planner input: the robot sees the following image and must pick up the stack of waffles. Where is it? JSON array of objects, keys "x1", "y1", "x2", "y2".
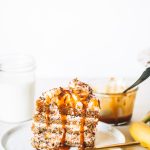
[{"x1": 31, "y1": 79, "x2": 101, "y2": 149}]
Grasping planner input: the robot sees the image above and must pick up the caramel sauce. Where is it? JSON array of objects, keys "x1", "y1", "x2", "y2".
[
  {"x1": 79, "y1": 101, "x2": 88, "y2": 149},
  {"x1": 58, "y1": 146, "x2": 70, "y2": 150},
  {"x1": 57, "y1": 89, "x2": 88, "y2": 148},
  {"x1": 36, "y1": 99, "x2": 44, "y2": 112},
  {"x1": 100, "y1": 92, "x2": 136, "y2": 125},
  {"x1": 60, "y1": 114, "x2": 67, "y2": 145},
  {"x1": 80, "y1": 111, "x2": 85, "y2": 148},
  {"x1": 70, "y1": 93, "x2": 76, "y2": 115},
  {"x1": 45, "y1": 107, "x2": 50, "y2": 126},
  {"x1": 100, "y1": 114, "x2": 132, "y2": 125},
  {"x1": 58, "y1": 89, "x2": 69, "y2": 146},
  {"x1": 45, "y1": 96, "x2": 51, "y2": 126}
]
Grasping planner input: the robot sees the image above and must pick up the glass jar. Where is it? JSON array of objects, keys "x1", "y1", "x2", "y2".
[
  {"x1": 0, "y1": 54, "x2": 36, "y2": 123},
  {"x1": 88, "y1": 78, "x2": 138, "y2": 125},
  {"x1": 95, "y1": 88, "x2": 137, "y2": 125}
]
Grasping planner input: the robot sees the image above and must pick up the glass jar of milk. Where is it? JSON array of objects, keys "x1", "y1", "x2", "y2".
[{"x1": 0, "y1": 54, "x2": 35, "y2": 123}]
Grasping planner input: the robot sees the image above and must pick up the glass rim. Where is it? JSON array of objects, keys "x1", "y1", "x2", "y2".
[
  {"x1": 94, "y1": 87, "x2": 138, "y2": 96},
  {"x1": 0, "y1": 54, "x2": 36, "y2": 72}
]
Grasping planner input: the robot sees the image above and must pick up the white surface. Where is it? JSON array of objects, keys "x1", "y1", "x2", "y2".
[
  {"x1": 0, "y1": 121, "x2": 125, "y2": 150},
  {"x1": 1, "y1": 0, "x2": 150, "y2": 78}
]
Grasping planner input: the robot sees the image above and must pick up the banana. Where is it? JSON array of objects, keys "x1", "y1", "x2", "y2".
[{"x1": 129, "y1": 112, "x2": 150, "y2": 149}]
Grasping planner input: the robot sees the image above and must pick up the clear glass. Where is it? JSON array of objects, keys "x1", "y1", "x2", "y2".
[
  {"x1": 88, "y1": 78, "x2": 138, "y2": 125},
  {"x1": 0, "y1": 54, "x2": 36, "y2": 123}
]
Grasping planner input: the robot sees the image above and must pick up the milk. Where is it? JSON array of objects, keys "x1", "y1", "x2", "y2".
[
  {"x1": 0, "y1": 54, "x2": 35, "y2": 123},
  {"x1": 0, "y1": 72, "x2": 35, "y2": 123}
]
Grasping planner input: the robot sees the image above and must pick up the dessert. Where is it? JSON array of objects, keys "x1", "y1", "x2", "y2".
[{"x1": 31, "y1": 79, "x2": 101, "y2": 149}]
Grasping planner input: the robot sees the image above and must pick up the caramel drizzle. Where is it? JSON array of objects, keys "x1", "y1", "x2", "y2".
[
  {"x1": 58, "y1": 89, "x2": 68, "y2": 146},
  {"x1": 58, "y1": 146, "x2": 70, "y2": 150},
  {"x1": 69, "y1": 90, "x2": 76, "y2": 116},
  {"x1": 59, "y1": 90, "x2": 77, "y2": 146},
  {"x1": 80, "y1": 101, "x2": 87, "y2": 149},
  {"x1": 60, "y1": 114, "x2": 67, "y2": 145},
  {"x1": 45, "y1": 96, "x2": 51, "y2": 126},
  {"x1": 45, "y1": 107, "x2": 50, "y2": 126},
  {"x1": 41, "y1": 87, "x2": 94, "y2": 149}
]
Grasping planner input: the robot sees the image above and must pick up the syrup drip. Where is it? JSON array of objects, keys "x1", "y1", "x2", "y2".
[
  {"x1": 58, "y1": 146, "x2": 70, "y2": 150},
  {"x1": 70, "y1": 90, "x2": 76, "y2": 115},
  {"x1": 79, "y1": 101, "x2": 87, "y2": 149},
  {"x1": 45, "y1": 96, "x2": 51, "y2": 127},
  {"x1": 60, "y1": 114, "x2": 67, "y2": 145},
  {"x1": 58, "y1": 89, "x2": 68, "y2": 146},
  {"x1": 36, "y1": 99, "x2": 44, "y2": 112},
  {"x1": 45, "y1": 107, "x2": 50, "y2": 126}
]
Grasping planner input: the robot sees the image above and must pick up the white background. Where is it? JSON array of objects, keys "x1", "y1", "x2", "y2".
[{"x1": 0, "y1": 0, "x2": 150, "y2": 78}]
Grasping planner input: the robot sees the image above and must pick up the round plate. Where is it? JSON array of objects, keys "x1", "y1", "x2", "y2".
[{"x1": 0, "y1": 121, "x2": 125, "y2": 150}]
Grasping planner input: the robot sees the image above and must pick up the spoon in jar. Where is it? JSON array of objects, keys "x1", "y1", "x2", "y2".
[{"x1": 123, "y1": 67, "x2": 150, "y2": 93}]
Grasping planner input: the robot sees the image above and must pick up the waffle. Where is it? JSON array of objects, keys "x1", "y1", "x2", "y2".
[{"x1": 31, "y1": 79, "x2": 101, "y2": 149}]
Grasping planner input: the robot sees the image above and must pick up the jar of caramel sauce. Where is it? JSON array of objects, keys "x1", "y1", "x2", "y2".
[{"x1": 92, "y1": 77, "x2": 138, "y2": 125}]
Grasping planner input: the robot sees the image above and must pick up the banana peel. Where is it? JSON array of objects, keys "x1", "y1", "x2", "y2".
[
  {"x1": 142, "y1": 111, "x2": 150, "y2": 123},
  {"x1": 129, "y1": 112, "x2": 150, "y2": 149}
]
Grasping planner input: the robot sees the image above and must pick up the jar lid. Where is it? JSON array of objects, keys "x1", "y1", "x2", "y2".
[{"x1": 0, "y1": 54, "x2": 36, "y2": 72}]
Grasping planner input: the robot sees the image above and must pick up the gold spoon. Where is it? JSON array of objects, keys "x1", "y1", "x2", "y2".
[{"x1": 86, "y1": 141, "x2": 140, "y2": 149}]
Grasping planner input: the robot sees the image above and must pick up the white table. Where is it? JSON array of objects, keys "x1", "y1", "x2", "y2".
[{"x1": 0, "y1": 78, "x2": 150, "y2": 150}]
